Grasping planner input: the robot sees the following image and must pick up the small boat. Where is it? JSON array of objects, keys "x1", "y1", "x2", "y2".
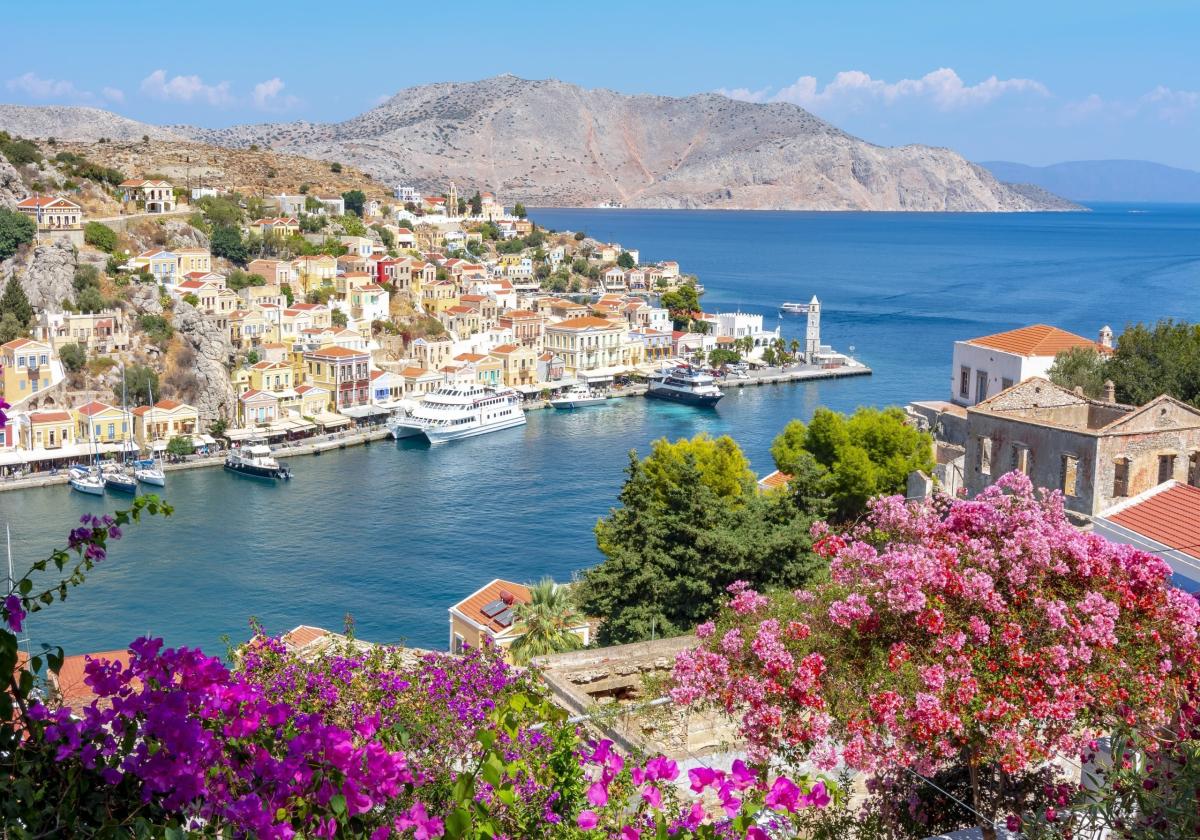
[
  {"x1": 133, "y1": 459, "x2": 166, "y2": 486},
  {"x1": 225, "y1": 441, "x2": 292, "y2": 481},
  {"x1": 103, "y1": 467, "x2": 138, "y2": 494},
  {"x1": 70, "y1": 471, "x2": 105, "y2": 495},
  {"x1": 645, "y1": 365, "x2": 724, "y2": 407},
  {"x1": 550, "y1": 383, "x2": 609, "y2": 409},
  {"x1": 780, "y1": 302, "x2": 810, "y2": 314}
]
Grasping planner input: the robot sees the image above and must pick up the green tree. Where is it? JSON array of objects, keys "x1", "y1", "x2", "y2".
[
  {"x1": 227, "y1": 270, "x2": 267, "y2": 291},
  {"x1": 58, "y1": 342, "x2": 86, "y2": 372},
  {"x1": 771, "y1": 407, "x2": 934, "y2": 521},
  {"x1": 136, "y1": 315, "x2": 173, "y2": 348},
  {"x1": 0, "y1": 276, "x2": 33, "y2": 327},
  {"x1": 0, "y1": 312, "x2": 26, "y2": 343},
  {"x1": 83, "y1": 222, "x2": 118, "y2": 253},
  {"x1": 660, "y1": 283, "x2": 702, "y2": 328},
  {"x1": 280, "y1": 283, "x2": 295, "y2": 305},
  {"x1": 708, "y1": 348, "x2": 741, "y2": 367},
  {"x1": 372, "y1": 224, "x2": 395, "y2": 249},
  {"x1": 125, "y1": 365, "x2": 160, "y2": 406},
  {"x1": 508, "y1": 578, "x2": 585, "y2": 665},
  {"x1": 580, "y1": 434, "x2": 824, "y2": 644},
  {"x1": 513, "y1": 202, "x2": 527, "y2": 219},
  {"x1": 329, "y1": 162, "x2": 343, "y2": 173},
  {"x1": 76, "y1": 286, "x2": 109, "y2": 313},
  {"x1": 73, "y1": 264, "x2": 101, "y2": 293},
  {"x1": 573, "y1": 230, "x2": 586, "y2": 241},
  {"x1": 338, "y1": 214, "x2": 366, "y2": 237},
  {"x1": 211, "y1": 225, "x2": 248, "y2": 265},
  {"x1": 0, "y1": 208, "x2": 36, "y2": 260},
  {"x1": 165, "y1": 435, "x2": 195, "y2": 458},
  {"x1": 196, "y1": 195, "x2": 244, "y2": 228},
  {"x1": 0, "y1": 131, "x2": 42, "y2": 165},
  {"x1": 331, "y1": 309, "x2": 348, "y2": 327},
  {"x1": 1105, "y1": 320, "x2": 1200, "y2": 407},
  {"x1": 616, "y1": 251, "x2": 635, "y2": 269},
  {"x1": 1048, "y1": 346, "x2": 1109, "y2": 399},
  {"x1": 469, "y1": 191, "x2": 483, "y2": 216},
  {"x1": 342, "y1": 190, "x2": 366, "y2": 217}
]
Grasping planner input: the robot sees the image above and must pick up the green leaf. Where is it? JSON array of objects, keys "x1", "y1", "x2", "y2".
[
  {"x1": 330, "y1": 794, "x2": 347, "y2": 816},
  {"x1": 444, "y1": 807, "x2": 471, "y2": 838},
  {"x1": 481, "y1": 754, "x2": 504, "y2": 787}
]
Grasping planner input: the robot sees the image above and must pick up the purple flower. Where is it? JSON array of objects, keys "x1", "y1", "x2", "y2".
[
  {"x1": 577, "y1": 810, "x2": 599, "y2": 830},
  {"x1": 586, "y1": 781, "x2": 608, "y2": 807},
  {"x1": 4, "y1": 594, "x2": 25, "y2": 632}
]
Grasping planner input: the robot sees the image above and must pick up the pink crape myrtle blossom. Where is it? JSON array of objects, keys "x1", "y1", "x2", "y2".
[{"x1": 672, "y1": 471, "x2": 1200, "y2": 830}]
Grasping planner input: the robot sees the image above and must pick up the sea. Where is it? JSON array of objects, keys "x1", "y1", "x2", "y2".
[{"x1": 4, "y1": 204, "x2": 1200, "y2": 656}]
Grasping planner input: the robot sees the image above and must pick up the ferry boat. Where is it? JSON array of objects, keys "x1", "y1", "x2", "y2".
[
  {"x1": 133, "y1": 458, "x2": 166, "y2": 487},
  {"x1": 645, "y1": 365, "x2": 724, "y2": 407},
  {"x1": 550, "y1": 383, "x2": 609, "y2": 410},
  {"x1": 224, "y1": 441, "x2": 292, "y2": 481},
  {"x1": 780, "y1": 302, "x2": 810, "y2": 314},
  {"x1": 387, "y1": 382, "x2": 526, "y2": 444}
]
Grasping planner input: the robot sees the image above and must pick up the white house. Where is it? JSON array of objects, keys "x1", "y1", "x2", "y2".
[
  {"x1": 950, "y1": 324, "x2": 1111, "y2": 407},
  {"x1": 715, "y1": 312, "x2": 780, "y2": 348}
]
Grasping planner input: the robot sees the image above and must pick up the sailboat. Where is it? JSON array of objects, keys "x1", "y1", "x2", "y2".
[
  {"x1": 103, "y1": 366, "x2": 138, "y2": 494},
  {"x1": 133, "y1": 378, "x2": 165, "y2": 487},
  {"x1": 70, "y1": 412, "x2": 105, "y2": 495}
]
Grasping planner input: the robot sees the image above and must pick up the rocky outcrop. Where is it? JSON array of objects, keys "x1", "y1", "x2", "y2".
[
  {"x1": 0, "y1": 154, "x2": 28, "y2": 210},
  {"x1": 128, "y1": 282, "x2": 164, "y2": 316},
  {"x1": 14, "y1": 238, "x2": 76, "y2": 312},
  {"x1": 179, "y1": 76, "x2": 1076, "y2": 212},
  {"x1": 0, "y1": 104, "x2": 182, "y2": 142},
  {"x1": 163, "y1": 219, "x2": 210, "y2": 251},
  {"x1": 171, "y1": 300, "x2": 237, "y2": 425}
]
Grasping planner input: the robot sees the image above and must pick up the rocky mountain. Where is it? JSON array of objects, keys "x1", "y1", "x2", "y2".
[
  {"x1": 0, "y1": 104, "x2": 182, "y2": 142},
  {"x1": 1, "y1": 76, "x2": 1078, "y2": 211}
]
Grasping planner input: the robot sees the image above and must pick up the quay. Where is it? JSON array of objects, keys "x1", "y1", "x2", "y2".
[{"x1": 0, "y1": 363, "x2": 868, "y2": 493}]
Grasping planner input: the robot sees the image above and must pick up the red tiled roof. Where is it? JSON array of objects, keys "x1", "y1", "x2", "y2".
[
  {"x1": 451, "y1": 579, "x2": 531, "y2": 635},
  {"x1": 967, "y1": 325, "x2": 1107, "y2": 357},
  {"x1": 758, "y1": 470, "x2": 793, "y2": 491},
  {"x1": 76, "y1": 400, "x2": 117, "y2": 416},
  {"x1": 550, "y1": 316, "x2": 619, "y2": 331},
  {"x1": 53, "y1": 649, "x2": 132, "y2": 712},
  {"x1": 30, "y1": 411, "x2": 72, "y2": 423},
  {"x1": 282, "y1": 625, "x2": 328, "y2": 649},
  {"x1": 1107, "y1": 483, "x2": 1200, "y2": 561}
]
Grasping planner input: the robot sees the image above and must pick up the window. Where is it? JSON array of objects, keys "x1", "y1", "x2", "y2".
[
  {"x1": 1158, "y1": 454, "x2": 1177, "y2": 484},
  {"x1": 1001, "y1": 378, "x2": 1014, "y2": 391},
  {"x1": 1061, "y1": 455, "x2": 1079, "y2": 497},
  {"x1": 1190, "y1": 452, "x2": 1200, "y2": 487},
  {"x1": 976, "y1": 436, "x2": 993, "y2": 476},
  {"x1": 975, "y1": 370, "x2": 989, "y2": 404},
  {"x1": 1113, "y1": 458, "x2": 1130, "y2": 497},
  {"x1": 959, "y1": 366, "x2": 971, "y2": 399},
  {"x1": 1011, "y1": 444, "x2": 1031, "y2": 475}
]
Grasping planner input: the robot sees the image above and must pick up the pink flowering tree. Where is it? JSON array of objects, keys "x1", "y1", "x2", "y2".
[
  {"x1": 1, "y1": 500, "x2": 833, "y2": 838},
  {"x1": 672, "y1": 472, "x2": 1200, "y2": 839}
]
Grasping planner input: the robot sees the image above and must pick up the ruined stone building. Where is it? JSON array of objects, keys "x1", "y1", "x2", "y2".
[{"x1": 962, "y1": 378, "x2": 1200, "y2": 517}]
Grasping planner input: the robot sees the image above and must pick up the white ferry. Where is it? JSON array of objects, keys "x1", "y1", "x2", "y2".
[
  {"x1": 780, "y1": 302, "x2": 810, "y2": 314},
  {"x1": 550, "y1": 383, "x2": 609, "y2": 409},
  {"x1": 645, "y1": 365, "x2": 724, "y2": 407},
  {"x1": 387, "y1": 382, "x2": 526, "y2": 443}
]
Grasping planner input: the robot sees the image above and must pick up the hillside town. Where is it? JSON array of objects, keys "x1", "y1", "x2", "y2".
[{"x1": 0, "y1": 135, "x2": 863, "y2": 477}]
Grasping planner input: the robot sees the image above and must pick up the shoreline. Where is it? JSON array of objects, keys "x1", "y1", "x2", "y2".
[{"x1": 0, "y1": 363, "x2": 869, "y2": 494}]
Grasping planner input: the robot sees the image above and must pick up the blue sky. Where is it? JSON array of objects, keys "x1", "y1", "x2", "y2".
[{"x1": 3, "y1": 0, "x2": 1198, "y2": 168}]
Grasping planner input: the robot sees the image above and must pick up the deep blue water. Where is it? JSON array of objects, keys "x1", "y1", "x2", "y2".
[{"x1": 5, "y1": 204, "x2": 1200, "y2": 656}]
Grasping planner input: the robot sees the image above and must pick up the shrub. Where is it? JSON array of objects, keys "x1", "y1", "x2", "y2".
[
  {"x1": 58, "y1": 342, "x2": 87, "y2": 372},
  {"x1": 0, "y1": 208, "x2": 36, "y2": 260},
  {"x1": 329, "y1": 161, "x2": 343, "y2": 173},
  {"x1": 136, "y1": 314, "x2": 173, "y2": 346},
  {"x1": 83, "y1": 222, "x2": 118, "y2": 253}
]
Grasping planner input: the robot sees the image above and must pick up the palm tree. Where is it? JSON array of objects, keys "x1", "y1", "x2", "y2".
[
  {"x1": 509, "y1": 578, "x2": 585, "y2": 665},
  {"x1": 790, "y1": 338, "x2": 801, "y2": 359}
]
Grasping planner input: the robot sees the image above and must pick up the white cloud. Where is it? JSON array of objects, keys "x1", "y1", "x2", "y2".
[
  {"x1": 5, "y1": 72, "x2": 92, "y2": 101},
  {"x1": 101, "y1": 86, "x2": 125, "y2": 103},
  {"x1": 252, "y1": 77, "x2": 299, "y2": 111},
  {"x1": 140, "y1": 69, "x2": 232, "y2": 106},
  {"x1": 719, "y1": 68, "x2": 1049, "y2": 112},
  {"x1": 1142, "y1": 85, "x2": 1199, "y2": 121}
]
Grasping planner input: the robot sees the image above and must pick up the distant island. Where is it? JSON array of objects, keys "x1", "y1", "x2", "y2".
[
  {"x1": 981, "y1": 159, "x2": 1200, "y2": 203},
  {"x1": 0, "y1": 76, "x2": 1080, "y2": 212}
]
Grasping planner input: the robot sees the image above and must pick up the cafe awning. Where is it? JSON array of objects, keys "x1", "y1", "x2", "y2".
[
  {"x1": 224, "y1": 427, "x2": 260, "y2": 442},
  {"x1": 340, "y1": 405, "x2": 391, "y2": 418},
  {"x1": 313, "y1": 411, "x2": 350, "y2": 428}
]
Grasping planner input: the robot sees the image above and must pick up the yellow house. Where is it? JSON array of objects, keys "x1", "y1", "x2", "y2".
[
  {"x1": 447, "y1": 579, "x2": 590, "y2": 662},
  {"x1": 229, "y1": 309, "x2": 270, "y2": 349},
  {"x1": 74, "y1": 401, "x2": 133, "y2": 446},
  {"x1": 422, "y1": 280, "x2": 461, "y2": 315},
  {"x1": 131, "y1": 399, "x2": 200, "y2": 448},
  {"x1": 249, "y1": 359, "x2": 295, "y2": 393},
  {"x1": 292, "y1": 255, "x2": 337, "y2": 295},
  {"x1": 26, "y1": 410, "x2": 77, "y2": 451},
  {"x1": 294, "y1": 384, "x2": 330, "y2": 417},
  {"x1": 176, "y1": 248, "x2": 212, "y2": 275},
  {"x1": 1, "y1": 338, "x2": 55, "y2": 403},
  {"x1": 489, "y1": 343, "x2": 538, "y2": 387},
  {"x1": 252, "y1": 217, "x2": 300, "y2": 239}
]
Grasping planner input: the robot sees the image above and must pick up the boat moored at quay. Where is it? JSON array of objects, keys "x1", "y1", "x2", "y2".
[
  {"x1": 387, "y1": 383, "x2": 526, "y2": 444},
  {"x1": 645, "y1": 365, "x2": 724, "y2": 407},
  {"x1": 224, "y1": 441, "x2": 293, "y2": 481}
]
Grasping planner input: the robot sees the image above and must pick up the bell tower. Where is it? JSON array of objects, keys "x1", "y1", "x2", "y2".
[{"x1": 805, "y1": 296, "x2": 821, "y2": 361}]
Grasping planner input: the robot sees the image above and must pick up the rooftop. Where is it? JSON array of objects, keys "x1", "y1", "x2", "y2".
[
  {"x1": 1103, "y1": 482, "x2": 1200, "y2": 562},
  {"x1": 965, "y1": 324, "x2": 1106, "y2": 357},
  {"x1": 450, "y1": 579, "x2": 531, "y2": 635}
]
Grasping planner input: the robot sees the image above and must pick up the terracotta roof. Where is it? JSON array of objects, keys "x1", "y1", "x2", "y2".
[
  {"x1": 155, "y1": 399, "x2": 183, "y2": 410},
  {"x1": 758, "y1": 470, "x2": 793, "y2": 491},
  {"x1": 401, "y1": 366, "x2": 431, "y2": 377},
  {"x1": 451, "y1": 579, "x2": 531, "y2": 635},
  {"x1": 17, "y1": 195, "x2": 79, "y2": 208},
  {"x1": 2, "y1": 337, "x2": 41, "y2": 350},
  {"x1": 1106, "y1": 482, "x2": 1200, "y2": 561},
  {"x1": 490, "y1": 343, "x2": 521, "y2": 354},
  {"x1": 52, "y1": 649, "x2": 132, "y2": 712},
  {"x1": 967, "y1": 325, "x2": 1106, "y2": 357},
  {"x1": 549, "y1": 316, "x2": 620, "y2": 331},
  {"x1": 30, "y1": 411, "x2": 71, "y2": 423},
  {"x1": 282, "y1": 625, "x2": 328, "y2": 649},
  {"x1": 76, "y1": 400, "x2": 118, "y2": 416},
  {"x1": 454, "y1": 353, "x2": 486, "y2": 363},
  {"x1": 502, "y1": 309, "x2": 540, "y2": 319},
  {"x1": 308, "y1": 345, "x2": 363, "y2": 359}
]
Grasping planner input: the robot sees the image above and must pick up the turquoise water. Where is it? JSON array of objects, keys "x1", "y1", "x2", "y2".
[{"x1": 5, "y1": 204, "x2": 1200, "y2": 656}]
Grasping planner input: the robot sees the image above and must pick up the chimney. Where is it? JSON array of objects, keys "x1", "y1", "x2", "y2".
[
  {"x1": 1103, "y1": 379, "x2": 1116, "y2": 403},
  {"x1": 1099, "y1": 325, "x2": 1113, "y2": 349}
]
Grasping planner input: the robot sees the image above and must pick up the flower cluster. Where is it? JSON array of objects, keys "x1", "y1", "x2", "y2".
[{"x1": 673, "y1": 472, "x2": 1200, "y2": 826}]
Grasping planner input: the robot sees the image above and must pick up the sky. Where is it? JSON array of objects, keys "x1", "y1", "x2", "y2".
[{"x1": 2, "y1": 0, "x2": 1198, "y2": 169}]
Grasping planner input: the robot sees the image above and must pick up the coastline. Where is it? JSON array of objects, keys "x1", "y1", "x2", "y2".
[{"x1": 0, "y1": 363, "x2": 870, "y2": 494}]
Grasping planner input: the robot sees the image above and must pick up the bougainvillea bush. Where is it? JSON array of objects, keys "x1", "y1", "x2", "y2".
[
  {"x1": 0, "y1": 498, "x2": 829, "y2": 838},
  {"x1": 672, "y1": 472, "x2": 1200, "y2": 838}
]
